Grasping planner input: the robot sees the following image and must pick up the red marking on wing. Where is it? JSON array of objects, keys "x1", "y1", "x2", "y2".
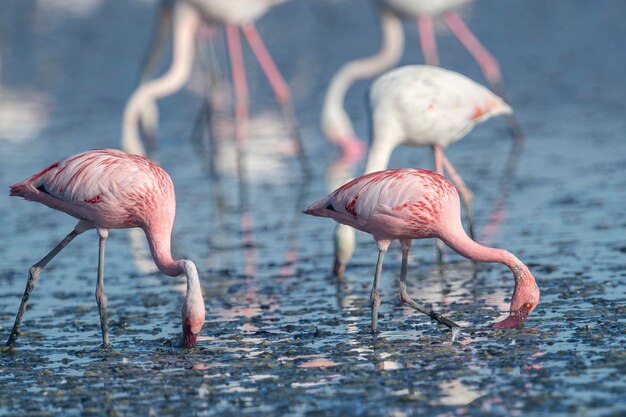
[
  {"x1": 345, "y1": 196, "x2": 359, "y2": 216},
  {"x1": 469, "y1": 106, "x2": 485, "y2": 121},
  {"x1": 84, "y1": 195, "x2": 102, "y2": 204}
]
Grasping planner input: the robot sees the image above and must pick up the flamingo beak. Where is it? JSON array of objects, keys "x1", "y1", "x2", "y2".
[
  {"x1": 492, "y1": 303, "x2": 532, "y2": 329},
  {"x1": 181, "y1": 329, "x2": 198, "y2": 348},
  {"x1": 492, "y1": 312, "x2": 524, "y2": 329},
  {"x1": 333, "y1": 258, "x2": 346, "y2": 279}
]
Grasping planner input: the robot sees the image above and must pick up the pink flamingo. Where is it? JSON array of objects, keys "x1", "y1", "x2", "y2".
[
  {"x1": 6, "y1": 149, "x2": 205, "y2": 348},
  {"x1": 121, "y1": 0, "x2": 310, "y2": 174},
  {"x1": 305, "y1": 168, "x2": 539, "y2": 333}
]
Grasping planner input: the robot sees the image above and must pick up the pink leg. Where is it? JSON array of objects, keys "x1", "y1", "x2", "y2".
[
  {"x1": 435, "y1": 146, "x2": 475, "y2": 239},
  {"x1": 442, "y1": 12, "x2": 524, "y2": 142},
  {"x1": 241, "y1": 24, "x2": 311, "y2": 177},
  {"x1": 442, "y1": 12, "x2": 500, "y2": 90},
  {"x1": 417, "y1": 16, "x2": 439, "y2": 66},
  {"x1": 226, "y1": 26, "x2": 250, "y2": 205},
  {"x1": 241, "y1": 24, "x2": 290, "y2": 102},
  {"x1": 226, "y1": 26, "x2": 249, "y2": 144}
]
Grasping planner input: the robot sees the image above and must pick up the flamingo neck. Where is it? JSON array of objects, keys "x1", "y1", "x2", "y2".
[
  {"x1": 364, "y1": 134, "x2": 395, "y2": 174},
  {"x1": 440, "y1": 222, "x2": 530, "y2": 282},
  {"x1": 144, "y1": 224, "x2": 205, "y2": 334},
  {"x1": 144, "y1": 223, "x2": 183, "y2": 277},
  {"x1": 321, "y1": 8, "x2": 404, "y2": 140}
]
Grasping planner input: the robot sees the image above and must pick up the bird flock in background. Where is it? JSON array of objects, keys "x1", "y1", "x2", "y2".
[{"x1": 5, "y1": 0, "x2": 540, "y2": 349}]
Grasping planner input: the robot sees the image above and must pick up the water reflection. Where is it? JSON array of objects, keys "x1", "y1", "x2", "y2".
[{"x1": 0, "y1": 87, "x2": 49, "y2": 142}]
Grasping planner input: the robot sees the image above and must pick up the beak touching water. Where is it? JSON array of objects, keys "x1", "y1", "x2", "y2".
[
  {"x1": 177, "y1": 319, "x2": 199, "y2": 348},
  {"x1": 182, "y1": 330, "x2": 198, "y2": 348},
  {"x1": 492, "y1": 302, "x2": 534, "y2": 329}
]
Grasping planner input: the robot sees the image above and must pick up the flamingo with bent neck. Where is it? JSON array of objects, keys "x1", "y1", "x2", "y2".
[
  {"x1": 6, "y1": 149, "x2": 205, "y2": 348},
  {"x1": 305, "y1": 168, "x2": 539, "y2": 333}
]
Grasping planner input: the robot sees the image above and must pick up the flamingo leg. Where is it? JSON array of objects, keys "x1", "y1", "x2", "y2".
[
  {"x1": 442, "y1": 12, "x2": 524, "y2": 143},
  {"x1": 417, "y1": 16, "x2": 439, "y2": 66},
  {"x1": 370, "y1": 240, "x2": 390, "y2": 333},
  {"x1": 432, "y1": 146, "x2": 446, "y2": 263},
  {"x1": 397, "y1": 240, "x2": 460, "y2": 334},
  {"x1": 95, "y1": 228, "x2": 111, "y2": 348},
  {"x1": 442, "y1": 12, "x2": 501, "y2": 93},
  {"x1": 241, "y1": 24, "x2": 311, "y2": 178},
  {"x1": 434, "y1": 145, "x2": 475, "y2": 239},
  {"x1": 6, "y1": 223, "x2": 88, "y2": 347}
]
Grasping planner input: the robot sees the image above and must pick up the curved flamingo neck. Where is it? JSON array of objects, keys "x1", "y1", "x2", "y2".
[
  {"x1": 144, "y1": 222, "x2": 182, "y2": 277},
  {"x1": 439, "y1": 221, "x2": 529, "y2": 281},
  {"x1": 364, "y1": 134, "x2": 395, "y2": 174},
  {"x1": 321, "y1": 8, "x2": 404, "y2": 139},
  {"x1": 144, "y1": 224, "x2": 205, "y2": 332}
]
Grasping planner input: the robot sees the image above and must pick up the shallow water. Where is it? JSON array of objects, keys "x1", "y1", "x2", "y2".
[{"x1": 1, "y1": 0, "x2": 625, "y2": 416}]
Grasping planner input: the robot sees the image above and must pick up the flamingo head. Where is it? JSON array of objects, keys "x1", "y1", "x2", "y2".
[
  {"x1": 177, "y1": 261, "x2": 206, "y2": 348},
  {"x1": 493, "y1": 266, "x2": 540, "y2": 329},
  {"x1": 179, "y1": 305, "x2": 205, "y2": 348},
  {"x1": 321, "y1": 110, "x2": 367, "y2": 165},
  {"x1": 180, "y1": 316, "x2": 202, "y2": 348}
]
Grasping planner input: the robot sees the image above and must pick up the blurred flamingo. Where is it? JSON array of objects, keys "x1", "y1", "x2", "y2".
[
  {"x1": 6, "y1": 149, "x2": 205, "y2": 348},
  {"x1": 321, "y1": 0, "x2": 522, "y2": 160},
  {"x1": 121, "y1": 0, "x2": 310, "y2": 175},
  {"x1": 305, "y1": 168, "x2": 539, "y2": 333}
]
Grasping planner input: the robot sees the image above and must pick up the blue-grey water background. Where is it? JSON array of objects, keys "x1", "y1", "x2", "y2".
[{"x1": 0, "y1": 0, "x2": 625, "y2": 416}]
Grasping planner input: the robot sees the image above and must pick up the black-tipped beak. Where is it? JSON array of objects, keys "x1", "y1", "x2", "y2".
[
  {"x1": 183, "y1": 331, "x2": 198, "y2": 348},
  {"x1": 177, "y1": 330, "x2": 198, "y2": 348}
]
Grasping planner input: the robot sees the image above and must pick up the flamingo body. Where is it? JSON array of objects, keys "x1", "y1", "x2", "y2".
[
  {"x1": 366, "y1": 65, "x2": 511, "y2": 172},
  {"x1": 309, "y1": 169, "x2": 452, "y2": 240},
  {"x1": 11, "y1": 150, "x2": 173, "y2": 230},
  {"x1": 185, "y1": 0, "x2": 284, "y2": 25},
  {"x1": 8, "y1": 149, "x2": 205, "y2": 348},
  {"x1": 381, "y1": 0, "x2": 472, "y2": 18},
  {"x1": 306, "y1": 168, "x2": 539, "y2": 329}
]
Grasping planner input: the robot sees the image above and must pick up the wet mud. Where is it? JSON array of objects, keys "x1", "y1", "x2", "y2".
[{"x1": 1, "y1": 0, "x2": 625, "y2": 416}]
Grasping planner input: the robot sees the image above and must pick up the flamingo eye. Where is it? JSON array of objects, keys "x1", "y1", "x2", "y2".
[{"x1": 525, "y1": 303, "x2": 532, "y2": 309}]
